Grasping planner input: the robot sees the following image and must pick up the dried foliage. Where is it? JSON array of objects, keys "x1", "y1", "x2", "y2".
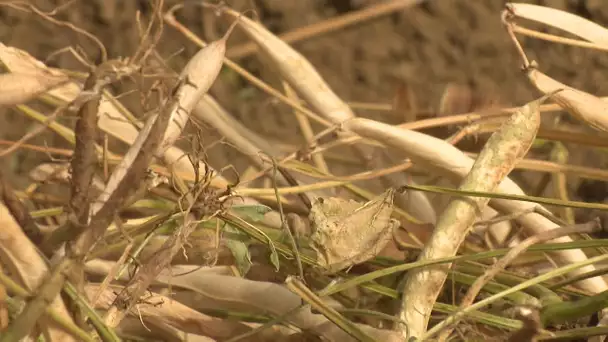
[{"x1": 1, "y1": 2, "x2": 608, "y2": 342}]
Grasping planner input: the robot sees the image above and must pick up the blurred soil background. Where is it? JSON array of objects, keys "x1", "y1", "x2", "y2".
[{"x1": 1, "y1": 0, "x2": 607, "y2": 206}]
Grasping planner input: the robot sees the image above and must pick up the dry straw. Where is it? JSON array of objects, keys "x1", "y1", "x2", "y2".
[{"x1": 2, "y1": 1, "x2": 608, "y2": 341}]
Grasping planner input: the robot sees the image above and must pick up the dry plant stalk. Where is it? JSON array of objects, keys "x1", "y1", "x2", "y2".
[
  {"x1": 0, "y1": 44, "x2": 232, "y2": 191},
  {"x1": 0, "y1": 1, "x2": 236, "y2": 338},
  {"x1": 397, "y1": 95, "x2": 547, "y2": 339},
  {"x1": 99, "y1": 17, "x2": 239, "y2": 328}
]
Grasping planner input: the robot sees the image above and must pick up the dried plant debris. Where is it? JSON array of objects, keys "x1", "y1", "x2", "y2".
[
  {"x1": 309, "y1": 188, "x2": 399, "y2": 274},
  {"x1": 3, "y1": 1, "x2": 608, "y2": 342}
]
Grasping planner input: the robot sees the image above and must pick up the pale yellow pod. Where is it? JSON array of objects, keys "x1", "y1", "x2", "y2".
[
  {"x1": 510, "y1": 3, "x2": 608, "y2": 46},
  {"x1": 0, "y1": 72, "x2": 67, "y2": 106},
  {"x1": 220, "y1": 8, "x2": 354, "y2": 124},
  {"x1": 159, "y1": 17, "x2": 239, "y2": 154},
  {"x1": 527, "y1": 67, "x2": 608, "y2": 132}
]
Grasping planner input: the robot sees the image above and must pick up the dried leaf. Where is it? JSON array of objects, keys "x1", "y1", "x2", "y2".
[
  {"x1": 527, "y1": 68, "x2": 608, "y2": 132},
  {"x1": 309, "y1": 189, "x2": 398, "y2": 273},
  {"x1": 231, "y1": 204, "x2": 272, "y2": 222}
]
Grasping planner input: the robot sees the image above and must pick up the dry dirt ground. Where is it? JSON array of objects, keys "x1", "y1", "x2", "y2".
[{"x1": 1, "y1": 0, "x2": 607, "y2": 201}]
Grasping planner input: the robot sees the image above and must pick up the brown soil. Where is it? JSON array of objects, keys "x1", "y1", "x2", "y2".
[{"x1": 1, "y1": 0, "x2": 607, "y2": 198}]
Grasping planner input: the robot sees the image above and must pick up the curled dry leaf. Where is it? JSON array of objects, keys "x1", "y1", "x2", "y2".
[
  {"x1": 527, "y1": 67, "x2": 608, "y2": 132},
  {"x1": 309, "y1": 188, "x2": 399, "y2": 273},
  {"x1": 509, "y1": 3, "x2": 608, "y2": 45}
]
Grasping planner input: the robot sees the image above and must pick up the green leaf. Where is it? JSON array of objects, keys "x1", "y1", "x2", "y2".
[
  {"x1": 269, "y1": 247, "x2": 280, "y2": 271},
  {"x1": 231, "y1": 204, "x2": 272, "y2": 222},
  {"x1": 224, "y1": 224, "x2": 252, "y2": 276}
]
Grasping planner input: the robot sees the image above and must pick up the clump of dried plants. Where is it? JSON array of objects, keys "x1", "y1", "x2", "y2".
[{"x1": 1, "y1": 1, "x2": 608, "y2": 342}]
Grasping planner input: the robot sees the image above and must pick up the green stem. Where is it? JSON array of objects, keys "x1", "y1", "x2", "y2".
[{"x1": 541, "y1": 289, "x2": 608, "y2": 326}]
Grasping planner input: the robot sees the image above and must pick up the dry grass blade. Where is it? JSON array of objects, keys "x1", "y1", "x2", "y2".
[
  {"x1": 284, "y1": 82, "x2": 330, "y2": 174},
  {"x1": 195, "y1": 95, "x2": 279, "y2": 158},
  {"x1": 163, "y1": 272, "x2": 399, "y2": 341},
  {"x1": 397, "y1": 94, "x2": 547, "y2": 339},
  {"x1": 87, "y1": 260, "x2": 401, "y2": 341}
]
